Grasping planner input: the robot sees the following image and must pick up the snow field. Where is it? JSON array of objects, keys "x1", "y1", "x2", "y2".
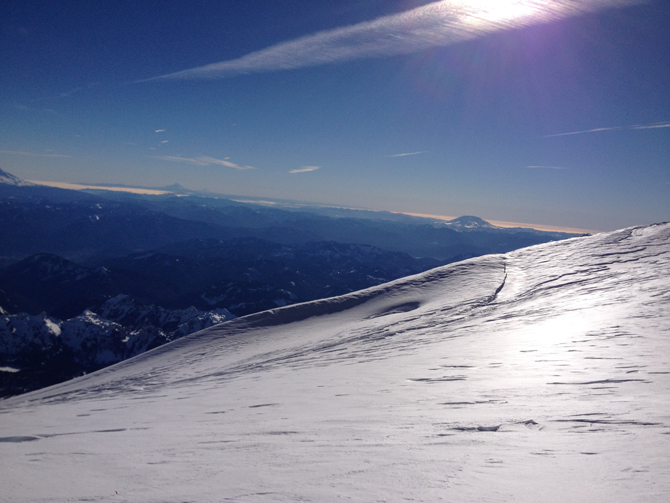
[{"x1": 1, "y1": 223, "x2": 669, "y2": 502}]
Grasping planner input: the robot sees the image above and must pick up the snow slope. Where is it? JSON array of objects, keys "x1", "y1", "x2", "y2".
[{"x1": 1, "y1": 223, "x2": 669, "y2": 503}]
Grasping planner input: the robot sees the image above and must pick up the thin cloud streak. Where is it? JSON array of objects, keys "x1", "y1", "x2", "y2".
[
  {"x1": 386, "y1": 151, "x2": 427, "y2": 157},
  {"x1": 0, "y1": 150, "x2": 70, "y2": 158},
  {"x1": 545, "y1": 120, "x2": 670, "y2": 137},
  {"x1": 142, "y1": 0, "x2": 644, "y2": 81},
  {"x1": 150, "y1": 155, "x2": 255, "y2": 170},
  {"x1": 525, "y1": 165, "x2": 568, "y2": 169},
  {"x1": 199, "y1": 156, "x2": 256, "y2": 170},
  {"x1": 544, "y1": 126, "x2": 622, "y2": 137},
  {"x1": 630, "y1": 122, "x2": 670, "y2": 130},
  {"x1": 14, "y1": 104, "x2": 55, "y2": 113},
  {"x1": 58, "y1": 87, "x2": 82, "y2": 98},
  {"x1": 289, "y1": 166, "x2": 321, "y2": 174}
]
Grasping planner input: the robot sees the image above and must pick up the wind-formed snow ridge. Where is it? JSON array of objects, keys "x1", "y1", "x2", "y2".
[{"x1": 1, "y1": 222, "x2": 669, "y2": 503}]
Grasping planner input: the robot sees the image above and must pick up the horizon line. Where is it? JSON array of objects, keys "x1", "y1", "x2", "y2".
[
  {"x1": 28, "y1": 179, "x2": 603, "y2": 234},
  {"x1": 401, "y1": 212, "x2": 601, "y2": 234}
]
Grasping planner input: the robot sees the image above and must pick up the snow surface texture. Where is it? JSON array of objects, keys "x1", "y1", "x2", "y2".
[{"x1": 1, "y1": 223, "x2": 669, "y2": 502}]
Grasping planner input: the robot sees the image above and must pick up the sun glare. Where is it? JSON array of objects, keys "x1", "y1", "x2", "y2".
[{"x1": 453, "y1": 0, "x2": 553, "y2": 27}]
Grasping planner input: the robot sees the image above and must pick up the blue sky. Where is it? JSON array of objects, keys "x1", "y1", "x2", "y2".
[{"x1": 1, "y1": 0, "x2": 668, "y2": 231}]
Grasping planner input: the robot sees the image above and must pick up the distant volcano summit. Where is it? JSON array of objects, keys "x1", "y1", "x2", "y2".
[
  {"x1": 444, "y1": 215, "x2": 498, "y2": 230},
  {"x1": 0, "y1": 168, "x2": 32, "y2": 187}
]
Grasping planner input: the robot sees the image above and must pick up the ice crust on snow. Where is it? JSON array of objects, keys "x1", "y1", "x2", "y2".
[{"x1": 0, "y1": 223, "x2": 669, "y2": 502}]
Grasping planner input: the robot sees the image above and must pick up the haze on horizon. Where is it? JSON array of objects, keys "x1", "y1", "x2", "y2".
[{"x1": 1, "y1": 0, "x2": 668, "y2": 232}]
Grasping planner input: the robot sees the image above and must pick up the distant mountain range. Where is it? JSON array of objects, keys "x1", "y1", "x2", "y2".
[
  {"x1": 0, "y1": 168, "x2": 583, "y2": 396},
  {"x1": 0, "y1": 241, "x2": 442, "y2": 319},
  {"x1": 0, "y1": 239, "x2": 440, "y2": 397},
  {"x1": 0, "y1": 294, "x2": 234, "y2": 397},
  {"x1": 0, "y1": 169, "x2": 579, "y2": 264}
]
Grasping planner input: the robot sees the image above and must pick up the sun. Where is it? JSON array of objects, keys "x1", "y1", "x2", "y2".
[{"x1": 455, "y1": 0, "x2": 550, "y2": 25}]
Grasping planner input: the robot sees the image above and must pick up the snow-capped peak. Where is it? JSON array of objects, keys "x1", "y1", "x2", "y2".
[
  {"x1": 444, "y1": 215, "x2": 498, "y2": 230},
  {"x1": 0, "y1": 168, "x2": 33, "y2": 186}
]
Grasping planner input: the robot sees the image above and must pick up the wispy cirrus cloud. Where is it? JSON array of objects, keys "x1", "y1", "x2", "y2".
[
  {"x1": 0, "y1": 150, "x2": 70, "y2": 158},
  {"x1": 289, "y1": 166, "x2": 321, "y2": 174},
  {"x1": 58, "y1": 87, "x2": 82, "y2": 98},
  {"x1": 150, "y1": 155, "x2": 255, "y2": 170},
  {"x1": 545, "y1": 121, "x2": 670, "y2": 137},
  {"x1": 544, "y1": 126, "x2": 622, "y2": 137},
  {"x1": 14, "y1": 104, "x2": 55, "y2": 113},
  {"x1": 630, "y1": 121, "x2": 670, "y2": 130},
  {"x1": 141, "y1": 0, "x2": 644, "y2": 81},
  {"x1": 386, "y1": 151, "x2": 427, "y2": 158},
  {"x1": 199, "y1": 156, "x2": 256, "y2": 170}
]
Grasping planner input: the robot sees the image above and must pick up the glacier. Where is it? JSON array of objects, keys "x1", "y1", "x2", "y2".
[{"x1": 0, "y1": 223, "x2": 669, "y2": 502}]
